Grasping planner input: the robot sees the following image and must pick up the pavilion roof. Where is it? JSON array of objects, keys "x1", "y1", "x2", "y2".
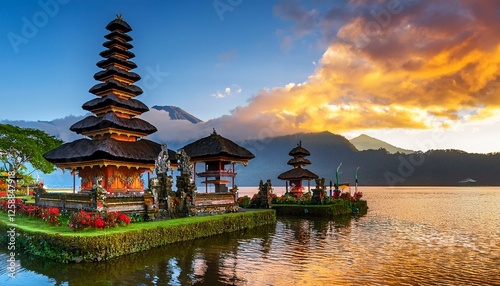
[
  {"x1": 289, "y1": 142, "x2": 311, "y2": 157},
  {"x1": 287, "y1": 157, "x2": 311, "y2": 166},
  {"x1": 278, "y1": 166, "x2": 318, "y2": 180},
  {"x1": 182, "y1": 130, "x2": 255, "y2": 161}
]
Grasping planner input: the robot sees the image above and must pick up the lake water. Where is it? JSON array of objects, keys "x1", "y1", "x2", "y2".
[{"x1": 1, "y1": 186, "x2": 499, "y2": 285}]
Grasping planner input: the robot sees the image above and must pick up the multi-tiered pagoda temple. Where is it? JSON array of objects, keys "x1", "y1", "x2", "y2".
[
  {"x1": 44, "y1": 16, "x2": 169, "y2": 193},
  {"x1": 278, "y1": 142, "x2": 318, "y2": 198}
]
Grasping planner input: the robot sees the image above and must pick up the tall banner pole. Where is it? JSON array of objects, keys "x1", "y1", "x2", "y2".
[
  {"x1": 335, "y1": 162, "x2": 342, "y2": 190},
  {"x1": 355, "y1": 167, "x2": 359, "y2": 194}
]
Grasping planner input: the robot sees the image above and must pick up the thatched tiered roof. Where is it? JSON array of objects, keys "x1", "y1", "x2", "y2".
[
  {"x1": 44, "y1": 138, "x2": 160, "y2": 163},
  {"x1": 278, "y1": 167, "x2": 318, "y2": 180},
  {"x1": 182, "y1": 130, "x2": 254, "y2": 162},
  {"x1": 70, "y1": 113, "x2": 157, "y2": 135},
  {"x1": 278, "y1": 141, "x2": 318, "y2": 181},
  {"x1": 289, "y1": 142, "x2": 310, "y2": 156},
  {"x1": 82, "y1": 94, "x2": 149, "y2": 113}
]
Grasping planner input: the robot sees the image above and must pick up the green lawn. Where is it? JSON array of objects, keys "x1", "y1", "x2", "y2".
[{"x1": 0, "y1": 210, "x2": 270, "y2": 237}]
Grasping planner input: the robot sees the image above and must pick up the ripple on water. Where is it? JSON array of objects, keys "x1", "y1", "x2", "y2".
[{"x1": 1, "y1": 187, "x2": 500, "y2": 285}]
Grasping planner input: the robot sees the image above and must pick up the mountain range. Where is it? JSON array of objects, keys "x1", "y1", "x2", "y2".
[
  {"x1": 235, "y1": 131, "x2": 500, "y2": 186},
  {"x1": 3, "y1": 105, "x2": 499, "y2": 186},
  {"x1": 151, "y1": 105, "x2": 203, "y2": 124},
  {"x1": 349, "y1": 134, "x2": 414, "y2": 154}
]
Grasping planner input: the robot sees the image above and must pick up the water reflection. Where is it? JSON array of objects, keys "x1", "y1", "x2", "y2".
[{"x1": 2, "y1": 187, "x2": 500, "y2": 285}]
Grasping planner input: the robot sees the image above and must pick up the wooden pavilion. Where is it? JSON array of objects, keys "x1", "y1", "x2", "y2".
[
  {"x1": 44, "y1": 16, "x2": 176, "y2": 193},
  {"x1": 181, "y1": 129, "x2": 254, "y2": 193},
  {"x1": 278, "y1": 142, "x2": 318, "y2": 198}
]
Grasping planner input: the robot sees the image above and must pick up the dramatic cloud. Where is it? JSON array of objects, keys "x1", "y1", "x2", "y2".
[
  {"x1": 211, "y1": 0, "x2": 500, "y2": 138},
  {"x1": 30, "y1": 1, "x2": 500, "y2": 150}
]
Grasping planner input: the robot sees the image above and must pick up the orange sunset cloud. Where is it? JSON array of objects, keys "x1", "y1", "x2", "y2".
[{"x1": 218, "y1": 0, "x2": 500, "y2": 138}]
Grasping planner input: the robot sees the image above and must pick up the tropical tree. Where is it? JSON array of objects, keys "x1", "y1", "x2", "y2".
[{"x1": 0, "y1": 124, "x2": 63, "y2": 184}]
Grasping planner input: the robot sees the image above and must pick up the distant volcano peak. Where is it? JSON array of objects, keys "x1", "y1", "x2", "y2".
[{"x1": 151, "y1": 105, "x2": 203, "y2": 124}]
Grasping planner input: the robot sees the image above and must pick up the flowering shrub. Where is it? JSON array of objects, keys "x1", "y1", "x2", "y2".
[
  {"x1": 353, "y1": 192, "x2": 363, "y2": 201},
  {"x1": 91, "y1": 216, "x2": 106, "y2": 229},
  {"x1": 0, "y1": 198, "x2": 24, "y2": 211},
  {"x1": 270, "y1": 190, "x2": 364, "y2": 205},
  {"x1": 68, "y1": 210, "x2": 93, "y2": 231},
  {"x1": 40, "y1": 207, "x2": 61, "y2": 225},
  {"x1": 19, "y1": 204, "x2": 42, "y2": 217},
  {"x1": 1, "y1": 198, "x2": 61, "y2": 225},
  {"x1": 116, "y1": 212, "x2": 131, "y2": 224},
  {"x1": 67, "y1": 210, "x2": 131, "y2": 231},
  {"x1": 272, "y1": 194, "x2": 297, "y2": 204},
  {"x1": 339, "y1": 192, "x2": 352, "y2": 201},
  {"x1": 237, "y1": 196, "x2": 251, "y2": 208}
]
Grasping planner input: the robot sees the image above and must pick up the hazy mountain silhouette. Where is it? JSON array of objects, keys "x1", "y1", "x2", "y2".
[
  {"x1": 233, "y1": 131, "x2": 500, "y2": 186},
  {"x1": 350, "y1": 134, "x2": 414, "y2": 154},
  {"x1": 3, "y1": 115, "x2": 500, "y2": 186},
  {"x1": 151, "y1": 105, "x2": 203, "y2": 124}
]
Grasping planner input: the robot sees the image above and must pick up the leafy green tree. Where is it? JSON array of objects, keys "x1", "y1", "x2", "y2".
[{"x1": 0, "y1": 124, "x2": 63, "y2": 183}]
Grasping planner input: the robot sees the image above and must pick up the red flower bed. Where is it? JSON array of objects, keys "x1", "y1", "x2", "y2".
[
  {"x1": 1, "y1": 198, "x2": 61, "y2": 225},
  {"x1": 1, "y1": 199, "x2": 130, "y2": 230},
  {"x1": 67, "y1": 210, "x2": 131, "y2": 231}
]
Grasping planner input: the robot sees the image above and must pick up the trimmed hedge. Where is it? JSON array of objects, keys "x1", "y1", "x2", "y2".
[
  {"x1": 272, "y1": 200, "x2": 368, "y2": 216},
  {"x1": 0, "y1": 210, "x2": 275, "y2": 263},
  {"x1": 351, "y1": 200, "x2": 368, "y2": 215}
]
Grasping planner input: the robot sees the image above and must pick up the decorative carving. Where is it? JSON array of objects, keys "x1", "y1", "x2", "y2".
[
  {"x1": 176, "y1": 149, "x2": 196, "y2": 215},
  {"x1": 91, "y1": 177, "x2": 107, "y2": 211},
  {"x1": 155, "y1": 143, "x2": 170, "y2": 176},
  {"x1": 259, "y1": 179, "x2": 273, "y2": 208},
  {"x1": 177, "y1": 149, "x2": 192, "y2": 177}
]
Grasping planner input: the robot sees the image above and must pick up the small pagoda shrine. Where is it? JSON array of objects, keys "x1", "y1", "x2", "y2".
[
  {"x1": 278, "y1": 142, "x2": 318, "y2": 198},
  {"x1": 181, "y1": 129, "x2": 255, "y2": 193},
  {"x1": 44, "y1": 15, "x2": 173, "y2": 193}
]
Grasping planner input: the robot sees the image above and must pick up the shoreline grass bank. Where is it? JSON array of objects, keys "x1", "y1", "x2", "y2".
[
  {"x1": 272, "y1": 200, "x2": 368, "y2": 217},
  {"x1": 0, "y1": 210, "x2": 275, "y2": 263}
]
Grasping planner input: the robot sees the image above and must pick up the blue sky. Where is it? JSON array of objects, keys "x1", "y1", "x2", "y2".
[
  {"x1": 2, "y1": 0, "x2": 500, "y2": 154},
  {"x1": 0, "y1": 0, "x2": 324, "y2": 121}
]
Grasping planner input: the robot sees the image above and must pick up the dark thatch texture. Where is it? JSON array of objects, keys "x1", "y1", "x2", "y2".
[
  {"x1": 44, "y1": 138, "x2": 177, "y2": 166},
  {"x1": 182, "y1": 131, "x2": 255, "y2": 161},
  {"x1": 104, "y1": 31, "x2": 132, "y2": 42},
  {"x1": 97, "y1": 56, "x2": 137, "y2": 70},
  {"x1": 82, "y1": 94, "x2": 149, "y2": 113},
  {"x1": 99, "y1": 47, "x2": 135, "y2": 59},
  {"x1": 44, "y1": 138, "x2": 160, "y2": 163},
  {"x1": 278, "y1": 167, "x2": 318, "y2": 180},
  {"x1": 105, "y1": 17, "x2": 132, "y2": 33},
  {"x1": 103, "y1": 39, "x2": 133, "y2": 50},
  {"x1": 287, "y1": 157, "x2": 311, "y2": 166},
  {"x1": 89, "y1": 79, "x2": 143, "y2": 96},
  {"x1": 289, "y1": 144, "x2": 311, "y2": 156},
  {"x1": 94, "y1": 66, "x2": 141, "y2": 82},
  {"x1": 70, "y1": 113, "x2": 157, "y2": 135}
]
